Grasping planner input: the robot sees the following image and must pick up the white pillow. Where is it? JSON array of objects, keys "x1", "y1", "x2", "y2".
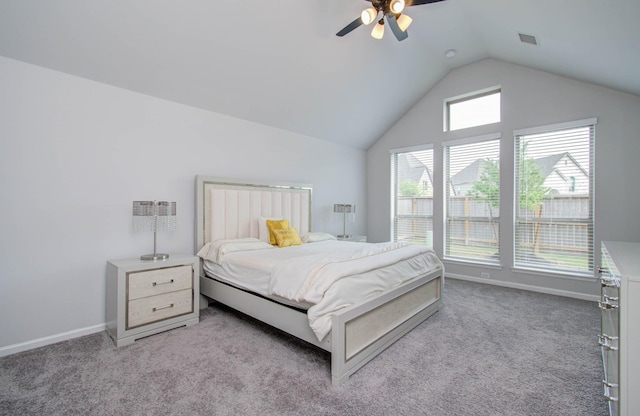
[
  {"x1": 258, "y1": 216, "x2": 283, "y2": 243},
  {"x1": 300, "y1": 232, "x2": 337, "y2": 243}
]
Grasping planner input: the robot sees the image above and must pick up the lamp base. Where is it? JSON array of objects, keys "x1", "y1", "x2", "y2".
[
  {"x1": 140, "y1": 253, "x2": 170, "y2": 261},
  {"x1": 337, "y1": 234, "x2": 351, "y2": 239}
]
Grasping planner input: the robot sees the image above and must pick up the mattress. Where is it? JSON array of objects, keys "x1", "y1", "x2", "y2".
[{"x1": 199, "y1": 239, "x2": 443, "y2": 341}]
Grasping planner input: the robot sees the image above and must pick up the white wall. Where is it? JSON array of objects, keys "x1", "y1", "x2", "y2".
[
  {"x1": 367, "y1": 58, "x2": 640, "y2": 298},
  {"x1": 0, "y1": 56, "x2": 366, "y2": 352}
]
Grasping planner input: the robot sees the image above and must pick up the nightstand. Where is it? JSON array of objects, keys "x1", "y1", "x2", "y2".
[
  {"x1": 106, "y1": 254, "x2": 199, "y2": 347},
  {"x1": 337, "y1": 235, "x2": 367, "y2": 242}
]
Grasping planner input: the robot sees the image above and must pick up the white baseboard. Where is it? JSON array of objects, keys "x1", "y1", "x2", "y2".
[
  {"x1": 446, "y1": 273, "x2": 600, "y2": 302},
  {"x1": 0, "y1": 323, "x2": 106, "y2": 358}
]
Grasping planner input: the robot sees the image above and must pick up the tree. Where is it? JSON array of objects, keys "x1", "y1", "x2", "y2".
[
  {"x1": 517, "y1": 143, "x2": 550, "y2": 254},
  {"x1": 467, "y1": 159, "x2": 500, "y2": 243},
  {"x1": 518, "y1": 158, "x2": 548, "y2": 212},
  {"x1": 399, "y1": 179, "x2": 426, "y2": 197}
]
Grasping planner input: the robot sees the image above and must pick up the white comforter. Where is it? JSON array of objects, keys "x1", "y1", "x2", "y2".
[
  {"x1": 268, "y1": 242, "x2": 442, "y2": 341},
  {"x1": 199, "y1": 239, "x2": 443, "y2": 342}
]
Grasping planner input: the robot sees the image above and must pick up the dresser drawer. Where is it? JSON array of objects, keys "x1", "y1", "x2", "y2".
[
  {"x1": 127, "y1": 289, "x2": 193, "y2": 328},
  {"x1": 127, "y1": 265, "x2": 192, "y2": 300}
]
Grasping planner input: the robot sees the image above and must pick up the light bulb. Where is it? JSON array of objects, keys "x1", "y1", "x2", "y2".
[
  {"x1": 371, "y1": 20, "x2": 384, "y2": 39},
  {"x1": 397, "y1": 14, "x2": 413, "y2": 32},
  {"x1": 361, "y1": 8, "x2": 378, "y2": 25},
  {"x1": 390, "y1": 0, "x2": 405, "y2": 14}
]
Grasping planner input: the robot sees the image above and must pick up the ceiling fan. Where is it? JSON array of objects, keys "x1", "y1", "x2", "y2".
[{"x1": 336, "y1": 0, "x2": 445, "y2": 41}]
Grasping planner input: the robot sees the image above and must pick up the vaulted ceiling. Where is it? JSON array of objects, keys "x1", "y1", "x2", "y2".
[{"x1": 1, "y1": 0, "x2": 638, "y2": 150}]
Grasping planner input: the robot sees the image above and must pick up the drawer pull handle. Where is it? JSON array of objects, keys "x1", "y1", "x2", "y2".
[
  {"x1": 598, "y1": 335, "x2": 619, "y2": 351},
  {"x1": 153, "y1": 303, "x2": 174, "y2": 312},
  {"x1": 599, "y1": 334, "x2": 619, "y2": 341},
  {"x1": 598, "y1": 301, "x2": 619, "y2": 310},
  {"x1": 153, "y1": 279, "x2": 175, "y2": 287},
  {"x1": 598, "y1": 266, "x2": 606, "y2": 274},
  {"x1": 602, "y1": 380, "x2": 619, "y2": 402},
  {"x1": 601, "y1": 281, "x2": 617, "y2": 288},
  {"x1": 603, "y1": 294, "x2": 619, "y2": 302}
]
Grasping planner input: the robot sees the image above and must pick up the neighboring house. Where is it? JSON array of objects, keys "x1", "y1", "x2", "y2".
[
  {"x1": 397, "y1": 153, "x2": 433, "y2": 197},
  {"x1": 450, "y1": 152, "x2": 588, "y2": 197},
  {"x1": 534, "y1": 152, "x2": 589, "y2": 195},
  {"x1": 450, "y1": 159, "x2": 490, "y2": 196}
]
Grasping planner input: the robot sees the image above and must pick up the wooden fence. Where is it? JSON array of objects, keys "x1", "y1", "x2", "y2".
[{"x1": 396, "y1": 196, "x2": 590, "y2": 254}]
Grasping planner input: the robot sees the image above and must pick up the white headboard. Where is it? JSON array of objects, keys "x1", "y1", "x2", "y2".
[{"x1": 195, "y1": 176, "x2": 312, "y2": 252}]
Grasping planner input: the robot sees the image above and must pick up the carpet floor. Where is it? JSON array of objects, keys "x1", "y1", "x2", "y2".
[{"x1": 0, "y1": 279, "x2": 608, "y2": 415}]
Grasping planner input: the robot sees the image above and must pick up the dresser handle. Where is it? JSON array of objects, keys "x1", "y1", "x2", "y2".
[
  {"x1": 153, "y1": 279, "x2": 175, "y2": 287},
  {"x1": 604, "y1": 294, "x2": 619, "y2": 302},
  {"x1": 602, "y1": 380, "x2": 619, "y2": 402},
  {"x1": 152, "y1": 303, "x2": 175, "y2": 312},
  {"x1": 598, "y1": 301, "x2": 619, "y2": 310},
  {"x1": 599, "y1": 334, "x2": 619, "y2": 342},
  {"x1": 598, "y1": 334, "x2": 619, "y2": 351},
  {"x1": 600, "y1": 279, "x2": 617, "y2": 288}
]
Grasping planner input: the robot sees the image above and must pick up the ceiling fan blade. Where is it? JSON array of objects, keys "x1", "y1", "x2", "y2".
[
  {"x1": 407, "y1": 0, "x2": 446, "y2": 6},
  {"x1": 386, "y1": 14, "x2": 408, "y2": 41},
  {"x1": 336, "y1": 17, "x2": 363, "y2": 37}
]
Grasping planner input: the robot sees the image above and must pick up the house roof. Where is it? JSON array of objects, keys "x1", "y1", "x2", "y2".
[
  {"x1": 1, "y1": 1, "x2": 638, "y2": 150},
  {"x1": 398, "y1": 153, "x2": 428, "y2": 183},
  {"x1": 451, "y1": 153, "x2": 587, "y2": 194},
  {"x1": 450, "y1": 159, "x2": 487, "y2": 188},
  {"x1": 534, "y1": 153, "x2": 588, "y2": 178},
  {"x1": 534, "y1": 153, "x2": 567, "y2": 178}
]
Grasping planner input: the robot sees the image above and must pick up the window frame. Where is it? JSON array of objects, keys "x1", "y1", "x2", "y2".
[
  {"x1": 443, "y1": 133, "x2": 501, "y2": 265},
  {"x1": 444, "y1": 87, "x2": 501, "y2": 132},
  {"x1": 390, "y1": 144, "x2": 435, "y2": 248},
  {"x1": 512, "y1": 118, "x2": 596, "y2": 277}
]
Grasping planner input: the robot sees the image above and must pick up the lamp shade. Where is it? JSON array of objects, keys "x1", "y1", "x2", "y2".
[
  {"x1": 371, "y1": 21, "x2": 385, "y2": 40},
  {"x1": 361, "y1": 8, "x2": 378, "y2": 25},
  {"x1": 333, "y1": 203, "x2": 355, "y2": 214},
  {"x1": 397, "y1": 14, "x2": 413, "y2": 32},
  {"x1": 133, "y1": 201, "x2": 176, "y2": 232},
  {"x1": 390, "y1": 0, "x2": 405, "y2": 14}
]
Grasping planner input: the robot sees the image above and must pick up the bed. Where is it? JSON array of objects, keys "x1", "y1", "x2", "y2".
[{"x1": 195, "y1": 176, "x2": 444, "y2": 385}]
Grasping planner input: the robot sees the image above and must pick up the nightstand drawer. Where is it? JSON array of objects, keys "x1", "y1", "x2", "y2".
[
  {"x1": 127, "y1": 265, "x2": 192, "y2": 300},
  {"x1": 127, "y1": 289, "x2": 193, "y2": 328}
]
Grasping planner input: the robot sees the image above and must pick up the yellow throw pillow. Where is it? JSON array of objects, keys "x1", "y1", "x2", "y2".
[
  {"x1": 266, "y1": 219, "x2": 290, "y2": 245},
  {"x1": 273, "y1": 228, "x2": 302, "y2": 248}
]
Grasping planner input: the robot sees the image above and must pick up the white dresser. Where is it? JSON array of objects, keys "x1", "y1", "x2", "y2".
[
  {"x1": 599, "y1": 241, "x2": 640, "y2": 416},
  {"x1": 106, "y1": 254, "x2": 199, "y2": 346}
]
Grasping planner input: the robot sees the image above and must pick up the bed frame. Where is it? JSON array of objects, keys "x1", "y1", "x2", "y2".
[{"x1": 195, "y1": 176, "x2": 443, "y2": 385}]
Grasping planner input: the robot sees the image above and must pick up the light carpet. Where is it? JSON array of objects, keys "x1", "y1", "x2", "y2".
[{"x1": 0, "y1": 279, "x2": 608, "y2": 415}]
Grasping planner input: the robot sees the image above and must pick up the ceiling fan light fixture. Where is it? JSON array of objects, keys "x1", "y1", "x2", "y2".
[
  {"x1": 397, "y1": 14, "x2": 413, "y2": 32},
  {"x1": 390, "y1": 0, "x2": 405, "y2": 14},
  {"x1": 371, "y1": 20, "x2": 385, "y2": 39},
  {"x1": 361, "y1": 8, "x2": 378, "y2": 25}
]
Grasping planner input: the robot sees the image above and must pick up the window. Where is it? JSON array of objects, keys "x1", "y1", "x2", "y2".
[
  {"x1": 514, "y1": 119, "x2": 595, "y2": 275},
  {"x1": 444, "y1": 135, "x2": 500, "y2": 264},
  {"x1": 446, "y1": 89, "x2": 501, "y2": 131},
  {"x1": 391, "y1": 146, "x2": 434, "y2": 247}
]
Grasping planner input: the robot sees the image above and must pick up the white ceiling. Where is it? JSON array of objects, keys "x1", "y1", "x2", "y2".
[{"x1": 1, "y1": 0, "x2": 639, "y2": 150}]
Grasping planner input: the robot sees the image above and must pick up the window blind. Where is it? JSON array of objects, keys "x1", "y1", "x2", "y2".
[
  {"x1": 391, "y1": 147, "x2": 434, "y2": 247},
  {"x1": 514, "y1": 120, "x2": 595, "y2": 275},
  {"x1": 444, "y1": 136, "x2": 500, "y2": 264}
]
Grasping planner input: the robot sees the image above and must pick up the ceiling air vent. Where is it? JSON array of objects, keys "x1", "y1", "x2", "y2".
[{"x1": 518, "y1": 33, "x2": 538, "y2": 46}]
